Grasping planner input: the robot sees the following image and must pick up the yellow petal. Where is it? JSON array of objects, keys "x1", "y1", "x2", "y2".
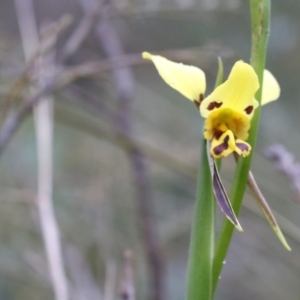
[
  {"x1": 142, "y1": 52, "x2": 206, "y2": 103},
  {"x1": 261, "y1": 70, "x2": 280, "y2": 105},
  {"x1": 200, "y1": 61, "x2": 259, "y2": 119}
]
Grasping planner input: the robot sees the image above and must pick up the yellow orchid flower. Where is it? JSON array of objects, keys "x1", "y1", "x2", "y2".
[{"x1": 142, "y1": 52, "x2": 280, "y2": 158}]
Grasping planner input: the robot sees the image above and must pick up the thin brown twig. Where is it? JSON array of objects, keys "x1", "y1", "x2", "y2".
[
  {"x1": 0, "y1": 76, "x2": 59, "y2": 154},
  {"x1": 62, "y1": 45, "x2": 223, "y2": 83},
  {"x1": 61, "y1": 54, "x2": 144, "y2": 84},
  {"x1": 58, "y1": 1, "x2": 102, "y2": 61}
]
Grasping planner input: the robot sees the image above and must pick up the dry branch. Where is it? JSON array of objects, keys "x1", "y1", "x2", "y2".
[{"x1": 14, "y1": 1, "x2": 69, "y2": 300}]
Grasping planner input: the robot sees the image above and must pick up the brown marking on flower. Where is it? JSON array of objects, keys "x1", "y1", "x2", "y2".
[
  {"x1": 194, "y1": 93, "x2": 204, "y2": 109},
  {"x1": 245, "y1": 105, "x2": 254, "y2": 115},
  {"x1": 213, "y1": 135, "x2": 229, "y2": 156},
  {"x1": 199, "y1": 93, "x2": 204, "y2": 104},
  {"x1": 214, "y1": 129, "x2": 224, "y2": 140},
  {"x1": 207, "y1": 101, "x2": 222, "y2": 111},
  {"x1": 236, "y1": 142, "x2": 250, "y2": 153}
]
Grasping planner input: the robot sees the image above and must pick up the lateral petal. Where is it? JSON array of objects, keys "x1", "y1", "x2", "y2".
[
  {"x1": 142, "y1": 52, "x2": 206, "y2": 104},
  {"x1": 261, "y1": 70, "x2": 280, "y2": 105}
]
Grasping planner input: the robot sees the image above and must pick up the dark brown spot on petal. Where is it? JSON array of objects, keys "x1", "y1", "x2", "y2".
[
  {"x1": 213, "y1": 135, "x2": 229, "y2": 156},
  {"x1": 214, "y1": 129, "x2": 224, "y2": 140},
  {"x1": 207, "y1": 101, "x2": 222, "y2": 111},
  {"x1": 245, "y1": 106, "x2": 254, "y2": 115},
  {"x1": 236, "y1": 142, "x2": 250, "y2": 152},
  {"x1": 199, "y1": 93, "x2": 204, "y2": 104},
  {"x1": 194, "y1": 94, "x2": 204, "y2": 109}
]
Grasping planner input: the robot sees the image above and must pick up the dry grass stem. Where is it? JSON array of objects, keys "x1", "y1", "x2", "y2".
[{"x1": 14, "y1": 1, "x2": 69, "y2": 299}]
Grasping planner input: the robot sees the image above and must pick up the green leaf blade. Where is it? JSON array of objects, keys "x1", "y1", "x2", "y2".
[
  {"x1": 185, "y1": 139, "x2": 215, "y2": 300},
  {"x1": 247, "y1": 170, "x2": 291, "y2": 251}
]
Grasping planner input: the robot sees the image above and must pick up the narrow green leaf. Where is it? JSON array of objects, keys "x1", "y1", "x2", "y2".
[
  {"x1": 185, "y1": 139, "x2": 214, "y2": 300},
  {"x1": 247, "y1": 170, "x2": 291, "y2": 251}
]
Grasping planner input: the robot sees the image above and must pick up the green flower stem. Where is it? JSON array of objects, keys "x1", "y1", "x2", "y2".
[
  {"x1": 212, "y1": 0, "x2": 270, "y2": 293},
  {"x1": 185, "y1": 138, "x2": 214, "y2": 300}
]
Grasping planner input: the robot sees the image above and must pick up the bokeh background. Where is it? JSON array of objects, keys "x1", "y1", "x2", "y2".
[{"x1": 0, "y1": 0, "x2": 299, "y2": 299}]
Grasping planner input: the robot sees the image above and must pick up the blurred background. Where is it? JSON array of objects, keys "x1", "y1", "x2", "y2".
[{"x1": 0, "y1": 0, "x2": 299, "y2": 299}]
